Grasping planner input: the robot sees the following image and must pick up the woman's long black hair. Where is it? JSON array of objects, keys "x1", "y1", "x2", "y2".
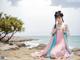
[{"x1": 54, "y1": 11, "x2": 64, "y2": 29}]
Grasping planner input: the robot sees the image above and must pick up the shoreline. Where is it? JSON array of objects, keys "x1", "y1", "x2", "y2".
[
  {"x1": 0, "y1": 36, "x2": 80, "y2": 60},
  {"x1": 0, "y1": 42, "x2": 80, "y2": 60}
]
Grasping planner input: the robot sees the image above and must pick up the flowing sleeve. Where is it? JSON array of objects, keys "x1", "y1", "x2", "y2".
[
  {"x1": 62, "y1": 24, "x2": 71, "y2": 54},
  {"x1": 64, "y1": 24, "x2": 70, "y2": 37},
  {"x1": 63, "y1": 24, "x2": 70, "y2": 45}
]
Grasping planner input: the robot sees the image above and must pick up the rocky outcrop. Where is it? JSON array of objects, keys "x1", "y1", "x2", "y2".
[
  {"x1": 0, "y1": 55, "x2": 7, "y2": 60},
  {"x1": 0, "y1": 44, "x2": 19, "y2": 51},
  {"x1": 72, "y1": 48, "x2": 80, "y2": 56},
  {"x1": 15, "y1": 42, "x2": 26, "y2": 47},
  {"x1": 34, "y1": 44, "x2": 46, "y2": 50}
]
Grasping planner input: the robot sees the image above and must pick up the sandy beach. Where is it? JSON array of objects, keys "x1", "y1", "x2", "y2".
[
  {"x1": 0, "y1": 36, "x2": 79, "y2": 60},
  {"x1": 0, "y1": 43, "x2": 80, "y2": 60}
]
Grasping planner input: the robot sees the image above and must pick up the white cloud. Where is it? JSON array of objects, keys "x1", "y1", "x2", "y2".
[
  {"x1": 51, "y1": 0, "x2": 80, "y2": 8},
  {"x1": 8, "y1": 0, "x2": 21, "y2": 6},
  {"x1": 0, "y1": 0, "x2": 80, "y2": 36}
]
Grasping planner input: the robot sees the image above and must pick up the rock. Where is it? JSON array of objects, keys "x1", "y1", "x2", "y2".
[
  {"x1": 0, "y1": 44, "x2": 19, "y2": 51},
  {"x1": 6, "y1": 36, "x2": 39, "y2": 42},
  {"x1": 71, "y1": 48, "x2": 80, "y2": 56},
  {"x1": 72, "y1": 48, "x2": 80, "y2": 52},
  {"x1": 0, "y1": 55, "x2": 7, "y2": 60},
  {"x1": 74, "y1": 51, "x2": 80, "y2": 56},
  {"x1": 15, "y1": 42, "x2": 26, "y2": 47},
  {"x1": 34, "y1": 44, "x2": 46, "y2": 50}
]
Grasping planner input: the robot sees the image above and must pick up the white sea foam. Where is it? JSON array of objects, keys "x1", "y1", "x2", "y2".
[{"x1": 24, "y1": 41, "x2": 40, "y2": 48}]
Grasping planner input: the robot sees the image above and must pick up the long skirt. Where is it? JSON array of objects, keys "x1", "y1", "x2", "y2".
[{"x1": 31, "y1": 30, "x2": 71, "y2": 59}]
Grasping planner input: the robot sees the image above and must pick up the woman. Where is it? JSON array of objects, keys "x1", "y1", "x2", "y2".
[{"x1": 31, "y1": 11, "x2": 71, "y2": 60}]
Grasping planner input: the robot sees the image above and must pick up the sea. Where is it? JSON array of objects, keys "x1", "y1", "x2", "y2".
[{"x1": 29, "y1": 35, "x2": 80, "y2": 49}]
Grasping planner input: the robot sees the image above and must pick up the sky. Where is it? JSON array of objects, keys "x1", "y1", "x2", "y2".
[{"x1": 0, "y1": 0, "x2": 80, "y2": 36}]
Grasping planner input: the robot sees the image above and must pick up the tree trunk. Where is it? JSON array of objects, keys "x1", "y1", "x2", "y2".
[
  {"x1": 5, "y1": 32, "x2": 16, "y2": 42},
  {"x1": 0, "y1": 33, "x2": 7, "y2": 41},
  {"x1": 0, "y1": 32, "x2": 5, "y2": 36}
]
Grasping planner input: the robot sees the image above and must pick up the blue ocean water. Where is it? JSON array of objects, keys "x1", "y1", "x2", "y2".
[{"x1": 30, "y1": 35, "x2": 80, "y2": 49}]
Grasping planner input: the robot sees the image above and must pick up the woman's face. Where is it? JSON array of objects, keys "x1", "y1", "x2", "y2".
[{"x1": 56, "y1": 16, "x2": 63, "y2": 24}]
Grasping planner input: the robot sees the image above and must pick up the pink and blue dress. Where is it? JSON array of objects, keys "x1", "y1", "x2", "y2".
[{"x1": 31, "y1": 23, "x2": 71, "y2": 59}]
